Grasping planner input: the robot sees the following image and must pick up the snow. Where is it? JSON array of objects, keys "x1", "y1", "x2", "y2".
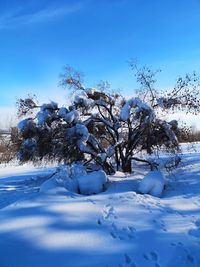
[
  {"x1": 0, "y1": 143, "x2": 200, "y2": 267},
  {"x1": 40, "y1": 101, "x2": 58, "y2": 111},
  {"x1": 52, "y1": 165, "x2": 107, "y2": 195},
  {"x1": 74, "y1": 123, "x2": 89, "y2": 142},
  {"x1": 36, "y1": 110, "x2": 51, "y2": 125},
  {"x1": 22, "y1": 138, "x2": 37, "y2": 148},
  {"x1": 138, "y1": 170, "x2": 166, "y2": 197},
  {"x1": 59, "y1": 108, "x2": 79, "y2": 123},
  {"x1": 54, "y1": 165, "x2": 107, "y2": 195},
  {"x1": 162, "y1": 121, "x2": 178, "y2": 145},
  {"x1": 120, "y1": 97, "x2": 153, "y2": 121},
  {"x1": 36, "y1": 101, "x2": 58, "y2": 125},
  {"x1": 54, "y1": 164, "x2": 80, "y2": 193},
  {"x1": 74, "y1": 91, "x2": 93, "y2": 106},
  {"x1": 17, "y1": 138, "x2": 37, "y2": 160},
  {"x1": 66, "y1": 123, "x2": 89, "y2": 144},
  {"x1": 85, "y1": 87, "x2": 95, "y2": 94},
  {"x1": 17, "y1": 118, "x2": 35, "y2": 132},
  {"x1": 77, "y1": 170, "x2": 108, "y2": 195}
]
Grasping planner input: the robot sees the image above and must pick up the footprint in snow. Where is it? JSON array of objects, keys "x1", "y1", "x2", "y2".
[
  {"x1": 124, "y1": 253, "x2": 132, "y2": 264},
  {"x1": 143, "y1": 251, "x2": 160, "y2": 267},
  {"x1": 117, "y1": 254, "x2": 137, "y2": 267},
  {"x1": 86, "y1": 198, "x2": 96, "y2": 204},
  {"x1": 109, "y1": 224, "x2": 136, "y2": 241},
  {"x1": 153, "y1": 219, "x2": 167, "y2": 232},
  {"x1": 103, "y1": 204, "x2": 117, "y2": 220},
  {"x1": 188, "y1": 219, "x2": 200, "y2": 238},
  {"x1": 169, "y1": 243, "x2": 196, "y2": 266},
  {"x1": 97, "y1": 205, "x2": 117, "y2": 230},
  {"x1": 186, "y1": 254, "x2": 195, "y2": 264},
  {"x1": 150, "y1": 251, "x2": 158, "y2": 261},
  {"x1": 97, "y1": 218, "x2": 102, "y2": 225},
  {"x1": 194, "y1": 220, "x2": 200, "y2": 227},
  {"x1": 188, "y1": 222, "x2": 200, "y2": 238}
]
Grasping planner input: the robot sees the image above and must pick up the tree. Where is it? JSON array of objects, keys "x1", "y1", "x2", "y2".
[{"x1": 16, "y1": 65, "x2": 200, "y2": 174}]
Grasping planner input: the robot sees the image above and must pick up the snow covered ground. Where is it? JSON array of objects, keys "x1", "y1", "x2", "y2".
[{"x1": 0, "y1": 144, "x2": 200, "y2": 267}]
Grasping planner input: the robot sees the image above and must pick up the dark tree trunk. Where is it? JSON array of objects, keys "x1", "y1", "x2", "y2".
[
  {"x1": 123, "y1": 159, "x2": 132, "y2": 173},
  {"x1": 120, "y1": 157, "x2": 132, "y2": 173},
  {"x1": 102, "y1": 161, "x2": 115, "y2": 175},
  {"x1": 115, "y1": 148, "x2": 120, "y2": 171}
]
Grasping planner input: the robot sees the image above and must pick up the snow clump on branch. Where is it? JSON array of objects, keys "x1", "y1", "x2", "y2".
[{"x1": 120, "y1": 97, "x2": 153, "y2": 121}]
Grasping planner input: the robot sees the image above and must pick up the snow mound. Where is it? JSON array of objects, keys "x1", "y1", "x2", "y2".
[
  {"x1": 40, "y1": 177, "x2": 58, "y2": 193},
  {"x1": 54, "y1": 165, "x2": 108, "y2": 195},
  {"x1": 138, "y1": 170, "x2": 166, "y2": 197},
  {"x1": 54, "y1": 165, "x2": 79, "y2": 193},
  {"x1": 77, "y1": 170, "x2": 108, "y2": 195}
]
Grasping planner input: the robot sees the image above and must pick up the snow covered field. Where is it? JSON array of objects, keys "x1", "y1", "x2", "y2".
[{"x1": 0, "y1": 144, "x2": 200, "y2": 267}]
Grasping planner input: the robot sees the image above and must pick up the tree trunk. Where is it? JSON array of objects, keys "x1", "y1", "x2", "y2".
[
  {"x1": 124, "y1": 159, "x2": 132, "y2": 173},
  {"x1": 115, "y1": 149, "x2": 120, "y2": 171},
  {"x1": 121, "y1": 158, "x2": 132, "y2": 173}
]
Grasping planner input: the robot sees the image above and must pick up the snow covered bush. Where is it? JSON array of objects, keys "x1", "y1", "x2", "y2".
[
  {"x1": 77, "y1": 170, "x2": 108, "y2": 195},
  {"x1": 138, "y1": 170, "x2": 166, "y2": 197},
  {"x1": 54, "y1": 165, "x2": 79, "y2": 193},
  {"x1": 54, "y1": 164, "x2": 108, "y2": 195},
  {"x1": 16, "y1": 64, "x2": 200, "y2": 174}
]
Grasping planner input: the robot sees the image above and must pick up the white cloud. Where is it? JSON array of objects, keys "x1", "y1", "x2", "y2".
[{"x1": 0, "y1": 2, "x2": 83, "y2": 29}]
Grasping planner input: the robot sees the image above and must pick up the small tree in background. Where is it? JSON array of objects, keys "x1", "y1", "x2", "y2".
[{"x1": 16, "y1": 64, "x2": 200, "y2": 174}]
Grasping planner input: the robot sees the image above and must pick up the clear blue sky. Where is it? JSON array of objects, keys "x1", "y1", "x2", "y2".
[{"x1": 0, "y1": 0, "x2": 200, "y2": 117}]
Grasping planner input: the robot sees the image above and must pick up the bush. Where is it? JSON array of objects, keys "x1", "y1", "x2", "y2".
[{"x1": 16, "y1": 65, "x2": 200, "y2": 173}]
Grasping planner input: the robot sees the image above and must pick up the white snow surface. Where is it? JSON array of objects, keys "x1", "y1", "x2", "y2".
[
  {"x1": 0, "y1": 143, "x2": 200, "y2": 267},
  {"x1": 138, "y1": 170, "x2": 166, "y2": 197}
]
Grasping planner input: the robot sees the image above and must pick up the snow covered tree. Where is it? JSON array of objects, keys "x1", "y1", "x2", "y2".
[{"x1": 16, "y1": 65, "x2": 200, "y2": 174}]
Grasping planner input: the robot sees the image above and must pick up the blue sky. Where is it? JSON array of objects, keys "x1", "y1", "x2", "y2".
[{"x1": 0, "y1": 0, "x2": 200, "y2": 127}]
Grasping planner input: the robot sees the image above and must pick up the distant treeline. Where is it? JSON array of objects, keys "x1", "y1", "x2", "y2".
[
  {"x1": 177, "y1": 126, "x2": 200, "y2": 143},
  {"x1": 0, "y1": 128, "x2": 18, "y2": 163}
]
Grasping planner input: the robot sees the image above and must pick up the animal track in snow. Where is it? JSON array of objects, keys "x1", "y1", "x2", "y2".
[
  {"x1": 99, "y1": 204, "x2": 137, "y2": 242},
  {"x1": 169, "y1": 241, "x2": 197, "y2": 266},
  {"x1": 187, "y1": 254, "x2": 195, "y2": 264},
  {"x1": 188, "y1": 219, "x2": 200, "y2": 238},
  {"x1": 124, "y1": 253, "x2": 132, "y2": 264},
  {"x1": 117, "y1": 254, "x2": 137, "y2": 267},
  {"x1": 103, "y1": 204, "x2": 117, "y2": 220},
  {"x1": 153, "y1": 219, "x2": 167, "y2": 232},
  {"x1": 96, "y1": 218, "x2": 102, "y2": 225},
  {"x1": 86, "y1": 198, "x2": 96, "y2": 204},
  {"x1": 124, "y1": 254, "x2": 137, "y2": 266},
  {"x1": 143, "y1": 251, "x2": 160, "y2": 266},
  {"x1": 109, "y1": 223, "x2": 136, "y2": 241},
  {"x1": 150, "y1": 251, "x2": 158, "y2": 261}
]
